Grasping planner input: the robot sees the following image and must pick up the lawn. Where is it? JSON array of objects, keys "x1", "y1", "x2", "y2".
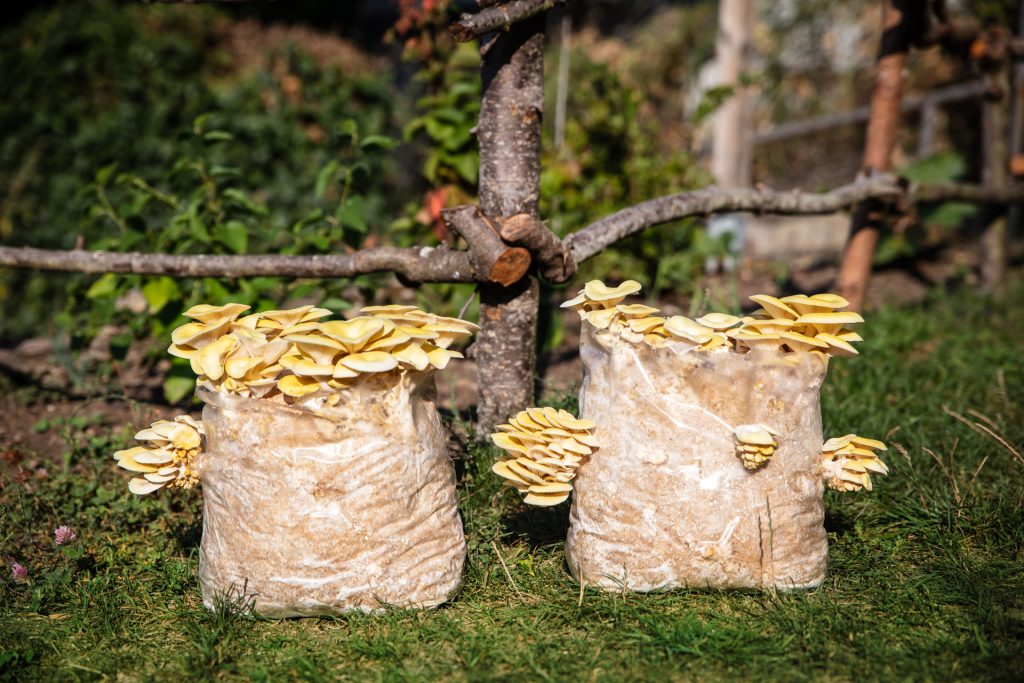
[{"x1": 2, "y1": 282, "x2": 1023, "y2": 682}]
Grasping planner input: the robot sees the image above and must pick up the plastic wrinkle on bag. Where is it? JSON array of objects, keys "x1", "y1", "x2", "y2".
[
  {"x1": 195, "y1": 373, "x2": 465, "y2": 617},
  {"x1": 565, "y1": 324, "x2": 828, "y2": 591}
]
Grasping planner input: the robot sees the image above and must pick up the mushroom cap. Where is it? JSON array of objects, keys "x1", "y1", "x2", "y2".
[
  {"x1": 743, "y1": 318, "x2": 796, "y2": 334},
  {"x1": 338, "y1": 351, "x2": 399, "y2": 373},
  {"x1": 425, "y1": 346, "x2": 463, "y2": 370},
  {"x1": 779, "y1": 330, "x2": 829, "y2": 352},
  {"x1": 287, "y1": 358, "x2": 337, "y2": 377},
  {"x1": 560, "y1": 291, "x2": 589, "y2": 309},
  {"x1": 734, "y1": 424, "x2": 778, "y2": 446},
  {"x1": 581, "y1": 308, "x2": 619, "y2": 330},
  {"x1": 628, "y1": 316, "x2": 666, "y2": 333},
  {"x1": 389, "y1": 342, "x2": 431, "y2": 371},
  {"x1": 318, "y1": 317, "x2": 389, "y2": 350},
  {"x1": 815, "y1": 332, "x2": 860, "y2": 357},
  {"x1": 695, "y1": 312, "x2": 742, "y2": 330},
  {"x1": 790, "y1": 311, "x2": 864, "y2": 329},
  {"x1": 281, "y1": 333, "x2": 345, "y2": 365},
  {"x1": 198, "y1": 335, "x2": 240, "y2": 381},
  {"x1": 183, "y1": 303, "x2": 251, "y2": 325},
  {"x1": 616, "y1": 303, "x2": 661, "y2": 318},
  {"x1": 257, "y1": 305, "x2": 319, "y2": 329},
  {"x1": 523, "y1": 491, "x2": 570, "y2": 506},
  {"x1": 360, "y1": 304, "x2": 420, "y2": 315},
  {"x1": 663, "y1": 316, "x2": 714, "y2": 344},
  {"x1": 277, "y1": 374, "x2": 321, "y2": 397},
  {"x1": 749, "y1": 294, "x2": 799, "y2": 320},
  {"x1": 583, "y1": 279, "x2": 642, "y2": 302}
]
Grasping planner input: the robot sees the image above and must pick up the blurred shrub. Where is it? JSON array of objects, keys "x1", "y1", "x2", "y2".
[{"x1": 0, "y1": 0, "x2": 399, "y2": 345}]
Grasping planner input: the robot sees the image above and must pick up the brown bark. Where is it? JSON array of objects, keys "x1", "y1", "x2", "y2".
[
  {"x1": 566, "y1": 178, "x2": 909, "y2": 264},
  {"x1": 498, "y1": 213, "x2": 575, "y2": 282},
  {"x1": 474, "y1": 16, "x2": 545, "y2": 434},
  {"x1": 0, "y1": 245, "x2": 476, "y2": 282},
  {"x1": 442, "y1": 206, "x2": 531, "y2": 286},
  {"x1": 837, "y1": 0, "x2": 922, "y2": 311},
  {"x1": 979, "y1": 30, "x2": 1012, "y2": 296},
  {"x1": 450, "y1": 0, "x2": 565, "y2": 43}
]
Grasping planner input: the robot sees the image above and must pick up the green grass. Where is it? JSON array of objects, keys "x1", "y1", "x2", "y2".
[{"x1": 3, "y1": 282, "x2": 1024, "y2": 682}]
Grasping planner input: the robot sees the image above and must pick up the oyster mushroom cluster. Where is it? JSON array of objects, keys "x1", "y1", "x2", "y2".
[
  {"x1": 562, "y1": 280, "x2": 864, "y2": 362},
  {"x1": 821, "y1": 434, "x2": 889, "y2": 492},
  {"x1": 490, "y1": 408, "x2": 599, "y2": 507},
  {"x1": 113, "y1": 416, "x2": 204, "y2": 495},
  {"x1": 167, "y1": 303, "x2": 477, "y2": 406},
  {"x1": 733, "y1": 424, "x2": 781, "y2": 470}
]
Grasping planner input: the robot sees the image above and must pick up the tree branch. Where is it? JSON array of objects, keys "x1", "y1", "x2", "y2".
[
  {"x1": 450, "y1": 0, "x2": 566, "y2": 43},
  {"x1": 565, "y1": 179, "x2": 905, "y2": 264},
  {"x1": 0, "y1": 245, "x2": 476, "y2": 283},
  {"x1": 497, "y1": 213, "x2": 575, "y2": 282},
  {"x1": 442, "y1": 205, "x2": 532, "y2": 286},
  {"x1": 564, "y1": 179, "x2": 1024, "y2": 265}
]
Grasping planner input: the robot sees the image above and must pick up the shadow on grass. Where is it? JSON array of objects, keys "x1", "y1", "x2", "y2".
[
  {"x1": 823, "y1": 509, "x2": 856, "y2": 537},
  {"x1": 501, "y1": 502, "x2": 570, "y2": 549}
]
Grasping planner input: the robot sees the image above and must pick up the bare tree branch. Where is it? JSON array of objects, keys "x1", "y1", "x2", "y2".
[
  {"x1": 450, "y1": 0, "x2": 566, "y2": 42},
  {"x1": 565, "y1": 179, "x2": 904, "y2": 264},
  {"x1": 564, "y1": 179, "x2": 1024, "y2": 265},
  {"x1": 0, "y1": 245, "x2": 476, "y2": 283},
  {"x1": 443, "y1": 205, "x2": 532, "y2": 286},
  {"x1": 498, "y1": 213, "x2": 575, "y2": 282}
]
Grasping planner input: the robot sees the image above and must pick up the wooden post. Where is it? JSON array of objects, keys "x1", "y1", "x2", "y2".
[
  {"x1": 711, "y1": 0, "x2": 755, "y2": 189},
  {"x1": 837, "y1": 0, "x2": 915, "y2": 311},
  {"x1": 473, "y1": 16, "x2": 546, "y2": 433},
  {"x1": 979, "y1": 28, "x2": 1012, "y2": 296}
]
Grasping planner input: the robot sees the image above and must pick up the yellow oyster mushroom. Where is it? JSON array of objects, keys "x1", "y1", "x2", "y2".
[
  {"x1": 616, "y1": 303, "x2": 661, "y2": 318},
  {"x1": 391, "y1": 342, "x2": 431, "y2": 371},
  {"x1": 360, "y1": 304, "x2": 420, "y2": 315},
  {"x1": 734, "y1": 423, "x2": 780, "y2": 470},
  {"x1": 628, "y1": 316, "x2": 666, "y2": 334},
  {"x1": 822, "y1": 434, "x2": 888, "y2": 492},
  {"x1": 580, "y1": 308, "x2": 619, "y2": 330},
  {"x1": 183, "y1": 303, "x2": 251, "y2": 325},
  {"x1": 319, "y1": 317, "x2": 389, "y2": 352},
  {"x1": 277, "y1": 374, "x2": 321, "y2": 398},
  {"x1": 815, "y1": 332, "x2": 859, "y2": 357},
  {"x1": 198, "y1": 335, "x2": 240, "y2": 381},
  {"x1": 490, "y1": 407, "x2": 598, "y2": 506},
  {"x1": 742, "y1": 318, "x2": 795, "y2": 334},
  {"x1": 422, "y1": 321, "x2": 476, "y2": 349},
  {"x1": 288, "y1": 358, "x2": 337, "y2": 376},
  {"x1": 425, "y1": 346, "x2": 464, "y2": 370},
  {"x1": 338, "y1": 351, "x2": 399, "y2": 373},
  {"x1": 114, "y1": 415, "x2": 204, "y2": 495},
  {"x1": 583, "y1": 279, "x2": 642, "y2": 304},
  {"x1": 749, "y1": 294, "x2": 799, "y2": 320},
  {"x1": 779, "y1": 330, "x2": 829, "y2": 353},
  {"x1": 282, "y1": 333, "x2": 345, "y2": 365},
  {"x1": 793, "y1": 311, "x2": 864, "y2": 336},
  {"x1": 695, "y1": 312, "x2": 742, "y2": 330},
  {"x1": 257, "y1": 305, "x2": 320, "y2": 329},
  {"x1": 663, "y1": 316, "x2": 715, "y2": 344}
]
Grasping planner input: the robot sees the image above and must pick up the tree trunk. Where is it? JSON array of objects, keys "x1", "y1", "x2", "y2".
[
  {"x1": 837, "y1": 0, "x2": 914, "y2": 311},
  {"x1": 474, "y1": 17, "x2": 545, "y2": 434},
  {"x1": 711, "y1": 0, "x2": 755, "y2": 189}
]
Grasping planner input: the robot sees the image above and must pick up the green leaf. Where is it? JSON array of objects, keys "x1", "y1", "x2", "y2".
[
  {"x1": 203, "y1": 130, "x2": 233, "y2": 143},
  {"x1": 452, "y1": 153, "x2": 478, "y2": 184},
  {"x1": 222, "y1": 188, "x2": 267, "y2": 215},
  {"x1": 142, "y1": 277, "x2": 180, "y2": 314},
  {"x1": 359, "y1": 135, "x2": 397, "y2": 151},
  {"x1": 900, "y1": 152, "x2": 966, "y2": 183},
  {"x1": 85, "y1": 273, "x2": 120, "y2": 299},
  {"x1": 213, "y1": 221, "x2": 249, "y2": 254},
  {"x1": 163, "y1": 376, "x2": 195, "y2": 404},
  {"x1": 315, "y1": 160, "x2": 341, "y2": 198},
  {"x1": 338, "y1": 196, "x2": 368, "y2": 234}
]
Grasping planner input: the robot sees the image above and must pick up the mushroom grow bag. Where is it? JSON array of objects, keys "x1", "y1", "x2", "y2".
[
  {"x1": 194, "y1": 377, "x2": 465, "y2": 617},
  {"x1": 565, "y1": 325, "x2": 828, "y2": 591}
]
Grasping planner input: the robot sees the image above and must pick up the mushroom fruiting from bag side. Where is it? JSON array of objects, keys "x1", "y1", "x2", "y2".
[
  {"x1": 490, "y1": 407, "x2": 599, "y2": 506},
  {"x1": 166, "y1": 303, "x2": 476, "y2": 407},
  {"x1": 820, "y1": 434, "x2": 889, "y2": 492},
  {"x1": 112, "y1": 415, "x2": 204, "y2": 495},
  {"x1": 733, "y1": 423, "x2": 781, "y2": 470}
]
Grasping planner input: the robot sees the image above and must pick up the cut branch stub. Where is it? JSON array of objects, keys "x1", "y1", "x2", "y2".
[
  {"x1": 450, "y1": 0, "x2": 566, "y2": 43},
  {"x1": 442, "y1": 205, "x2": 531, "y2": 286},
  {"x1": 498, "y1": 213, "x2": 576, "y2": 283}
]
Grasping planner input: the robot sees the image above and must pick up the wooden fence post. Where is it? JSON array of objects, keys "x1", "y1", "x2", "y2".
[
  {"x1": 473, "y1": 14, "x2": 546, "y2": 433},
  {"x1": 837, "y1": 0, "x2": 918, "y2": 311}
]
